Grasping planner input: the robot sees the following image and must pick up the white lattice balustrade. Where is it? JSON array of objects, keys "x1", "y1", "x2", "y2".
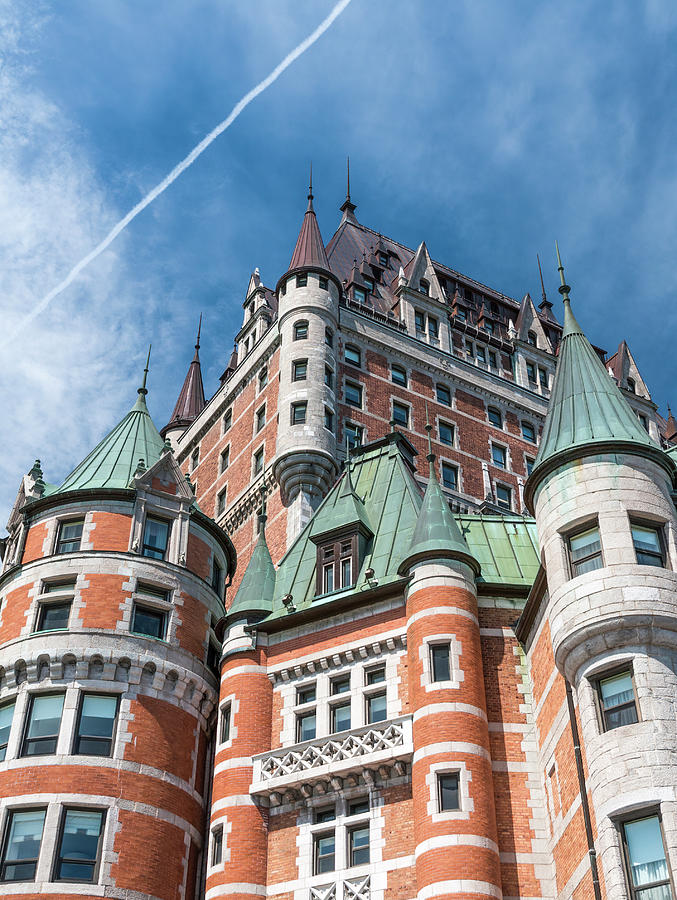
[{"x1": 310, "y1": 876, "x2": 370, "y2": 900}]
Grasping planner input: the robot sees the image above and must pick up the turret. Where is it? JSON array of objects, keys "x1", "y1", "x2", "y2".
[
  {"x1": 524, "y1": 246, "x2": 677, "y2": 899},
  {"x1": 273, "y1": 173, "x2": 341, "y2": 540},
  {"x1": 162, "y1": 319, "x2": 206, "y2": 450}
]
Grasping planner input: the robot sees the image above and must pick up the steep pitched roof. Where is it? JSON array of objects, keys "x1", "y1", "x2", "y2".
[
  {"x1": 163, "y1": 323, "x2": 206, "y2": 433},
  {"x1": 525, "y1": 253, "x2": 672, "y2": 509},
  {"x1": 57, "y1": 391, "x2": 166, "y2": 493},
  {"x1": 288, "y1": 187, "x2": 331, "y2": 273},
  {"x1": 227, "y1": 515, "x2": 276, "y2": 619}
]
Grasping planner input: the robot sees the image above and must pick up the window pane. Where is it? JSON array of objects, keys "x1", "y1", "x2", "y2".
[
  {"x1": 323, "y1": 564, "x2": 334, "y2": 593},
  {"x1": 42, "y1": 580, "x2": 75, "y2": 594},
  {"x1": 221, "y1": 704, "x2": 231, "y2": 742},
  {"x1": 315, "y1": 833, "x2": 335, "y2": 874},
  {"x1": 625, "y1": 817, "x2": 669, "y2": 888},
  {"x1": 570, "y1": 527, "x2": 601, "y2": 561},
  {"x1": 24, "y1": 694, "x2": 64, "y2": 755},
  {"x1": 367, "y1": 692, "x2": 387, "y2": 723},
  {"x1": 345, "y1": 346, "x2": 361, "y2": 366},
  {"x1": 442, "y1": 464, "x2": 457, "y2": 491},
  {"x1": 439, "y1": 773, "x2": 460, "y2": 810},
  {"x1": 0, "y1": 702, "x2": 14, "y2": 761},
  {"x1": 77, "y1": 695, "x2": 118, "y2": 756},
  {"x1": 431, "y1": 644, "x2": 451, "y2": 682},
  {"x1": 439, "y1": 423, "x2": 454, "y2": 445},
  {"x1": 345, "y1": 383, "x2": 362, "y2": 407},
  {"x1": 142, "y1": 518, "x2": 169, "y2": 559},
  {"x1": 632, "y1": 525, "x2": 662, "y2": 561},
  {"x1": 298, "y1": 712, "x2": 316, "y2": 742},
  {"x1": 212, "y1": 828, "x2": 223, "y2": 866},
  {"x1": 331, "y1": 677, "x2": 350, "y2": 695},
  {"x1": 297, "y1": 685, "x2": 316, "y2": 704},
  {"x1": 436, "y1": 385, "x2": 451, "y2": 406},
  {"x1": 350, "y1": 825, "x2": 370, "y2": 865},
  {"x1": 293, "y1": 361, "x2": 307, "y2": 381},
  {"x1": 316, "y1": 808, "x2": 336, "y2": 823},
  {"x1": 492, "y1": 445, "x2": 506, "y2": 467},
  {"x1": 366, "y1": 668, "x2": 385, "y2": 685},
  {"x1": 392, "y1": 366, "x2": 406, "y2": 386},
  {"x1": 292, "y1": 403, "x2": 307, "y2": 425},
  {"x1": 349, "y1": 800, "x2": 369, "y2": 816},
  {"x1": 57, "y1": 520, "x2": 83, "y2": 554},
  {"x1": 488, "y1": 408, "x2": 502, "y2": 427},
  {"x1": 522, "y1": 422, "x2": 535, "y2": 442},
  {"x1": 600, "y1": 672, "x2": 634, "y2": 709},
  {"x1": 132, "y1": 605, "x2": 165, "y2": 639},
  {"x1": 2, "y1": 809, "x2": 46, "y2": 881},
  {"x1": 56, "y1": 808, "x2": 104, "y2": 882},
  {"x1": 332, "y1": 703, "x2": 351, "y2": 733},
  {"x1": 37, "y1": 602, "x2": 70, "y2": 632}
]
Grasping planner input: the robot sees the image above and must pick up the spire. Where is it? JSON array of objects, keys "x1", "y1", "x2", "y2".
[
  {"x1": 227, "y1": 486, "x2": 275, "y2": 619},
  {"x1": 666, "y1": 406, "x2": 677, "y2": 442},
  {"x1": 135, "y1": 344, "x2": 151, "y2": 406},
  {"x1": 340, "y1": 156, "x2": 358, "y2": 224},
  {"x1": 524, "y1": 245, "x2": 669, "y2": 510},
  {"x1": 288, "y1": 169, "x2": 331, "y2": 272},
  {"x1": 163, "y1": 318, "x2": 206, "y2": 434},
  {"x1": 398, "y1": 406, "x2": 480, "y2": 576},
  {"x1": 537, "y1": 253, "x2": 552, "y2": 311}
]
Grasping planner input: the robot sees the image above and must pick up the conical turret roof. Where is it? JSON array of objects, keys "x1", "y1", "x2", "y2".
[
  {"x1": 288, "y1": 174, "x2": 331, "y2": 273},
  {"x1": 525, "y1": 248, "x2": 671, "y2": 510},
  {"x1": 163, "y1": 320, "x2": 206, "y2": 433},
  {"x1": 58, "y1": 391, "x2": 166, "y2": 494},
  {"x1": 227, "y1": 513, "x2": 276, "y2": 619}
]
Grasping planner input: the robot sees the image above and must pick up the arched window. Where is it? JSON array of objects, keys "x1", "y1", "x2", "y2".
[
  {"x1": 419, "y1": 278, "x2": 430, "y2": 295},
  {"x1": 627, "y1": 377, "x2": 636, "y2": 394},
  {"x1": 527, "y1": 330, "x2": 537, "y2": 347},
  {"x1": 488, "y1": 407, "x2": 503, "y2": 428}
]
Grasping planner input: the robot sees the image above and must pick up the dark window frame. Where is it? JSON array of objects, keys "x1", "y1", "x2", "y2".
[
  {"x1": 222, "y1": 408, "x2": 232, "y2": 433},
  {"x1": 293, "y1": 320, "x2": 309, "y2": 341},
  {"x1": 313, "y1": 830, "x2": 335, "y2": 875},
  {"x1": 521, "y1": 421, "x2": 536, "y2": 443},
  {"x1": 495, "y1": 483, "x2": 512, "y2": 511},
  {"x1": 438, "y1": 771, "x2": 461, "y2": 812},
  {"x1": 391, "y1": 364, "x2": 407, "y2": 387},
  {"x1": 345, "y1": 422, "x2": 363, "y2": 449},
  {"x1": 141, "y1": 516, "x2": 170, "y2": 560},
  {"x1": 219, "y1": 446, "x2": 230, "y2": 474},
  {"x1": 55, "y1": 519, "x2": 84, "y2": 555},
  {"x1": 255, "y1": 405, "x2": 266, "y2": 433},
  {"x1": 20, "y1": 692, "x2": 65, "y2": 757},
  {"x1": 348, "y1": 823, "x2": 370, "y2": 867},
  {"x1": 131, "y1": 603, "x2": 167, "y2": 640},
  {"x1": 318, "y1": 275, "x2": 329, "y2": 290},
  {"x1": 344, "y1": 344, "x2": 362, "y2": 368},
  {"x1": 212, "y1": 826, "x2": 223, "y2": 866},
  {"x1": 35, "y1": 599, "x2": 71, "y2": 633},
  {"x1": 0, "y1": 807, "x2": 46, "y2": 882},
  {"x1": 344, "y1": 381, "x2": 363, "y2": 409},
  {"x1": 439, "y1": 421, "x2": 455, "y2": 446},
  {"x1": 291, "y1": 401, "x2": 308, "y2": 425},
  {"x1": 73, "y1": 693, "x2": 120, "y2": 757},
  {"x1": 253, "y1": 446, "x2": 264, "y2": 475},
  {"x1": 593, "y1": 665, "x2": 640, "y2": 733},
  {"x1": 52, "y1": 806, "x2": 106, "y2": 883},
  {"x1": 330, "y1": 700, "x2": 351, "y2": 734},
  {"x1": 430, "y1": 642, "x2": 452, "y2": 683},
  {"x1": 566, "y1": 521, "x2": 603, "y2": 578},
  {"x1": 491, "y1": 443, "x2": 507, "y2": 469},
  {"x1": 220, "y1": 703, "x2": 231, "y2": 743},
  {"x1": 441, "y1": 462, "x2": 458, "y2": 492},
  {"x1": 296, "y1": 709, "x2": 317, "y2": 743},
  {"x1": 392, "y1": 400, "x2": 409, "y2": 428},
  {"x1": 487, "y1": 407, "x2": 503, "y2": 428},
  {"x1": 619, "y1": 809, "x2": 675, "y2": 900},
  {"x1": 292, "y1": 359, "x2": 308, "y2": 382},
  {"x1": 296, "y1": 273, "x2": 308, "y2": 288},
  {"x1": 366, "y1": 690, "x2": 387, "y2": 724},
  {"x1": 436, "y1": 384, "x2": 451, "y2": 406},
  {"x1": 0, "y1": 701, "x2": 15, "y2": 762},
  {"x1": 315, "y1": 534, "x2": 359, "y2": 597},
  {"x1": 630, "y1": 518, "x2": 667, "y2": 568}
]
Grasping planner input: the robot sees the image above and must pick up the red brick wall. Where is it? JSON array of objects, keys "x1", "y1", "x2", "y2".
[
  {"x1": 124, "y1": 695, "x2": 199, "y2": 784},
  {"x1": 76, "y1": 573, "x2": 129, "y2": 630},
  {"x1": 0, "y1": 582, "x2": 32, "y2": 641},
  {"x1": 89, "y1": 511, "x2": 132, "y2": 551},
  {"x1": 22, "y1": 520, "x2": 48, "y2": 562}
]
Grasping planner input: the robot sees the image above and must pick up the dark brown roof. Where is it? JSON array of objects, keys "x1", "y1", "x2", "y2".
[
  {"x1": 163, "y1": 329, "x2": 206, "y2": 433},
  {"x1": 289, "y1": 191, "x2": 330, "y2": 272}
]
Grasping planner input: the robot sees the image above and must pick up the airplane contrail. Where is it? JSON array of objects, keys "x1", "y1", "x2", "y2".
[{"x1": 3, "y1": 0, "x2": 353, "y2": 346}]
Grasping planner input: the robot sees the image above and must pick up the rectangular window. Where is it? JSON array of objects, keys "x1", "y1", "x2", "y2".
[
  {"x1": 348, "y1": 825, "x2": 370, "y2": 866},
  {"x1": 296, "y1": 273, "x2": 307, "y2": 288},
  {"x1": 142, "y1": 516, "x2": 170, "y2": 560},
  {"x1": 325, "y1": 328, "x2": 334, "y2": 348},
  {"x1": 220, "y1": 446, "x2": 230, "y2": 473},
  {"x1": 391, "y1": 364, "x2": 407, "y2": 386},
  {"x1": 291, "y1": 402, "x2": 307, "y2": 425},
  {"x1": 345, "y1": 382, "x2": 363, "y2": 408},
  {"x1": 74, "y1": 694, "x2": 118, "y2": 756},
  {"x1": 0, "y1": 702, "x2": 15, "y2": 762},
  {"x1": 415, "y1": 311, "x2": 425, "y2": 332},
  {"x1": 441, "y1": 463, "x2": 458, "y2": 491},
  {"x1": 465, "y1": 339, "x2": 474, "y2": 358},
  {"x1": 319, "y1": 275, "x2": 329, "y2": 290},
  {"x1": 331, "y1": 702, "x2": 351, "y2": 733},
  {"x1": 439, "y1": 422, "x2": 454, "y2": 446},
  {"x1": 488, "y1": 407, "x2": 502, "y2": 428},
  {"x1": 256, "y1": 405, "x2": 266, "y2": 432},
  {"x1": 21, "y1": 693, "x2": 65, "y2": 756},
  {"x1": 292, "y1": 360, "x2": 307, "y2": 381},
  {"x1": 392, "y1": 401, "x2": 409, "y2": 427},
  {"x1": 438, "y1": 772, "x2": 460, "y2": 811},
  {"x1": 223, "y1": 408, "x2": 232, "y2": 433},
  {"x1": 217, "y1": 488, "x2": 227, "y2": 517},
  {"x1": 294, "y1": 320, "x2": 308, "y2": 340},
  {"x1": 324, "y1": 366, "x2": 333, "y2": 389},
  {"x1": 428, "y1": 317, "x2": 439, "y2": 339},
  {"x1": 35, "y1": 601, "x2": 71, "y2": 632},
  {"x1": 366, "y1": 667, "x2": 385, "y2": 685},
  {"x1": 378, "y1": 252, "x2": 388, "y2": 267},
  {"x1": 431, "y1": 643, "x2": 451, "y2": 682},
  {"x1": 539, "y1": 367, "x2": 548, "y2": 388},
  {"x1": 331, "y1": 676, "x2": 350, "y2": 695},
  {"x1": 324, "y1": 407, "x2": 334, "y2": 432},
  {"x1": 212, "y1": 558, "x2": 223, "y2": 595},
  {"x1": 526, "y1": 457, "x2": 535, "y2": 476},
  {"x1": 212, "y1": 827, "x2": 223, "y2": 866},
  {"x1": 345, "y1": 422, "x2": 363, "y2": 449},
  {"x1": 0, "y1": 808, "x2": 46, "y2": 882},
  {"x1": 297, "y1": 711, "x2": 316, "y2": 743},
  {"x1": 253, "y1": 447, "x2": 264, "y2": 475},
  {"x1": 131, "y1": 604, "x2": 166, "y2": 639},
  {"x1": 476, "y1": 345, "x2": 486, "y2": 363},
  {"x1": 568, "y1": 524, "x2": 603, "y2": 576},
  {"x1": 323, "y1": 562, "x2": 334, "y2": 593},
  {"x1": 54, "y1": 807, "x2": 105, "y2": 882},
  {"x1": 220, "y1": 703, "x2": 231, "y2": 743},
  {"x1": 349, "y1": 799, "x2": 370, "y2": 816},
  {"x1": 488, "y1": 350, "x2": 497, "y2": 368},
  {"x1": 436, "y1": 384, "x2": 451, "y2": 406},
  {"x1": 297, "y1": 684, "x2": 316, "y2": 705},
  {"x1": 631, "y1": 523, "x2": 665, "y2": 567},
  {"x1": 366, "y1": 692, "x2": 387, "y2": 724},
  {"x1": 484, "y1": 321, "x2": 494, "y2": 335},
  {"x1": 522, "y1": 421, "x2": 536, "y2": 442},
  {"x1": 353, "y1": 287, "x2": 366, "y2": 303},
  {"x1": 491, "y1": 444, "x2": 507, "y2": 469},
  {"x1": 526, "y1": 361, "x2": 537, "y2": 383},
  {"x1": 190, "y1": 448, "x2": 199, "y2": 472},
  {"x1": 363, "y1": 277, "x2": 374, "y2": 294},
  {"x1": 316, "y1": 807, "x2": 336, "y2": 824},
  {"x1": 345, "y1": 345, "x2": 361, "y2": 367},
  {"x1": 599, "y1": 671, "x2": 638, "y2": 730},
  {"x1": 314, "y1": 832, "x2": 335, "y2": 875},
  {"x1": 623, "y1": 815, "x2": 672, "y2": 899},
  {"x1": 56, "y1": 519, "x2": 84, "y2": 555},
  {"x1": 258, "y1": 367, "x2": 268, "y2": 390},
  {"x1": 496, "y1": 484, "x2": 512, "y2": 511},
  {"x1": 456, "y1": 307, "x2": 467, "y2": 323}
]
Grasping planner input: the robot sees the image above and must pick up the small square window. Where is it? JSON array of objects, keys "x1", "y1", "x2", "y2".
[
  {"x1": 441, "y1": 463, "x2": 457, "y2": 491},
  {"x1": 345, "y1": 345, "x2": 361, "y2": 367},
  {"x1": 438, "y1": 772, "x2": 460, "y2": 811},
  {"x1": 54, "y1": 807, "x2": 105, "y2": 882},
  {"x1": 314, "y1": 832, "x2": 335, "y2": 875},
  {"x1": 253, "y1": 447, "x2": 264, "y2": 475},
  {"x1": 256, "y1": 405, "x2": 266, "y2": 432},
  {"x1": 345, "y1": 382, "x2": 363, "y2": 408},
  {"x1": 316, "y1": 807, "x2": 336, "y2": 824},
  {"x1": 430, "y1": 643, "x2": 451, "y2": 682},
  {"x1": 142, "y1": 516, "x2": 170, "y2": 560},
  {"x1": 366, "y1": 692, "x2": 387, "y2": 724},
  {"x1": 297, "y1": 710, "x2": 316, "y2": 742},
  {"x1": 319, "y1": 275, "x2": 329, "y2": 290},
  {"x1": 35, "y1": 602, "x2": 70, "y2": 633},
  {"x1": 294, "y1": 321, "x2": 308, "y2": 341},
  {"x1": 331, "y1": 676, "x2": 350, "y2": 695},
  {"x1": 439, "y1": 422, "x2": 454, "y2": 446},
  {"x1": 292, "y1": 359, "x2": 307, "y2": 381},
  {"x1": 348, "y1": 824, "x2": 370, "y2": 866},
  {"x1": 598, "y1": 670, "x2": 638, "y2": 730},
  {"x1": 436, "y1": 384, "x2": 451, "y2": 406},
  {"x1": 345, "y1": 422, "x2": 363, "y2": 449},
  {"x1": 391, "y1": 364, "x2": 407, "y2": 386},
  {"x1": 392, "y1": 401, "x2": 409, "y2": 427},
  {"x1": 325, "y1": 328, "x2": 334, "y2": 348},
  {"x1": 220, "y1": 446, "x2": 230, "y2": 474},
  {"x1": 132, "y1": 604, "x2": 166, "y2": 639},
  {"x1": 496, "y1": 484, "x2": 512, "y2": 510},
  {"x1": 521, "y1": 421, "x2": 536, "y2": 442},
  {"x1": 212, "y1": 827, "x2": 223, "y2": 866},
  {"x1": 366, "y1": 667, "x2": 385, "y2": 685},
  {"x1": 324, "y1": 407, "x2": 334, "y2": 432},
  {"x1": 291, "y1": 402, "x2": 307, "y2": 425},
  {"x1": 56, "y1": 519, "x2": 84, "y2": 555},
  {"x1": 488, "y1": 407, "x2": 502, "y2": 428},
  {"x1": 568, "y1": 524, "x2": 603, "y2": 576},
  {"x1": 492, "y1": 444, "x2": 507, "y2": 469},
  {"x1": 223, "y1": 408, "x2": 232, "y2": 433},
  {"x1": 297, "y1": 685, "x2": 316, "y2": 705},
  {"x1": 348, "y1": 799, "x2": 369, "y2": 816},
  {"x1": 331, "y1": 701, "x2": 351, "y2": 733},
  {"x1": 74, "y1": 694, "x2": 119, "y2": 756},
  {"x1": 0, "y1": 808, "x2": 46, "y2": 882},
  {"x1": 220, "y1": 703, "x2": 231, "y2": 742},
  {"x1": 296, "y1": 274, "x2": 307, "y2": 288},
  {"x1": 631, "y1": 522, "x2": 665, "y2": 567}
]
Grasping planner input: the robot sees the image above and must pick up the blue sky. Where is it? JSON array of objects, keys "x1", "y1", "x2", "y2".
[{"x1": 1, "y1": 0, "x2": 676, "y2": 521}]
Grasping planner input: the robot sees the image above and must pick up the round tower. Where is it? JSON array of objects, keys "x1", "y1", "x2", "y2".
[
  {"x1": 273, "y1": 176, "x2": 341, "y2": 538},
  {"x1": 524, "y1": 250, "x2": 677, "y2": 898},
  {"x1": 398, "y1": 431, "x2": 502, "y2": 900},
  {"x1": 208, "y1": 496, "x2": 274, "y2": 900},
  {"x1": 0, "y1": 374, "x2": 234, "y2": 900}
]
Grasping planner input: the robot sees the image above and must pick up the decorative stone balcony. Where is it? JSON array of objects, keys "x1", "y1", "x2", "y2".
[
  {"x1": 310, "y1": 875, "x2": 370, "y2": 900},
  {"x1": 250, "y1": 716, "x2": 412, "y2": 802}
]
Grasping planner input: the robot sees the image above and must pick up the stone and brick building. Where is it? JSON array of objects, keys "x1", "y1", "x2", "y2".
[{"x1": 2, "y1": 177, "x2": 677, "y2": 900}]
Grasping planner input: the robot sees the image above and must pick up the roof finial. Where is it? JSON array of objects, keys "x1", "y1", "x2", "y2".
[
  {"x1": 195, "y1": 314, "x2": 202, "y2": 351},
  {"x1": 555, "y1": 241, "x2": 572, "y2": 305},
  {"x1": 257, "y1": 480, "x2": 268, "y2": 534},
  {"x1": 537, "y1": 253, "x2": 549, "y2": 306},
  {"x1": 346, "y1": 156, "x2": 351, "y2": 202},
  {"x1": 138, "y1": 344, "x2": 151, "y2": 396},
  {"x1": 425, "y1": 401, "x2": 436, "y2": 477}
]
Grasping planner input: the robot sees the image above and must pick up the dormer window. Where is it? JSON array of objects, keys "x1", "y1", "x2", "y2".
[
  {"x1": 484, "y1": 320, "x2": 495, "y2": 335},
  {"x1": 363, "y1": 277, "x2": 374, "y2": 293},
  {"x1": 527, "y1": 330, "x2": 537, "y2": 346},
  {"x1": 316, "y1": 537, "x2": 357, "y2": 596},
  {"x1": 353, "y1": 287, "x2": 366, "y2": 303},
  {"x1": 142, "y1": 517, "x2": 170, "y2": 560},
  {"x1": 455, "y1": 307, "x2": 467, "y2": 322},
  {"x1": 378, "y1": 252, "x2": 388, "y2": 267},
  {"x1": 627, "y1": 377, "x2": 636, "y2": 393},
  {"x1": 419, "y1": 279, "x2": 429, "y2": 295}
]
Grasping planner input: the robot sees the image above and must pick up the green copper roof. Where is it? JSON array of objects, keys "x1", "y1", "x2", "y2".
[
  {"x1": 309, "y1": 456, "x2": 372, "y2": 541},
  {"x1": 227, "y1": 520, "x2": 276, "y2": 619},
  {"x1": 525, "y1": 257, "x2": 666, "y2": 508},
  {"x1": 57, "y1": 392, "x2": 166, "y2": 493},
  {"x1": 458, "y1": 515, "x2": 540, "y2": 586},
  {"x1": 398, "y1": 455, "x2": 479, "y2": 575}
]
